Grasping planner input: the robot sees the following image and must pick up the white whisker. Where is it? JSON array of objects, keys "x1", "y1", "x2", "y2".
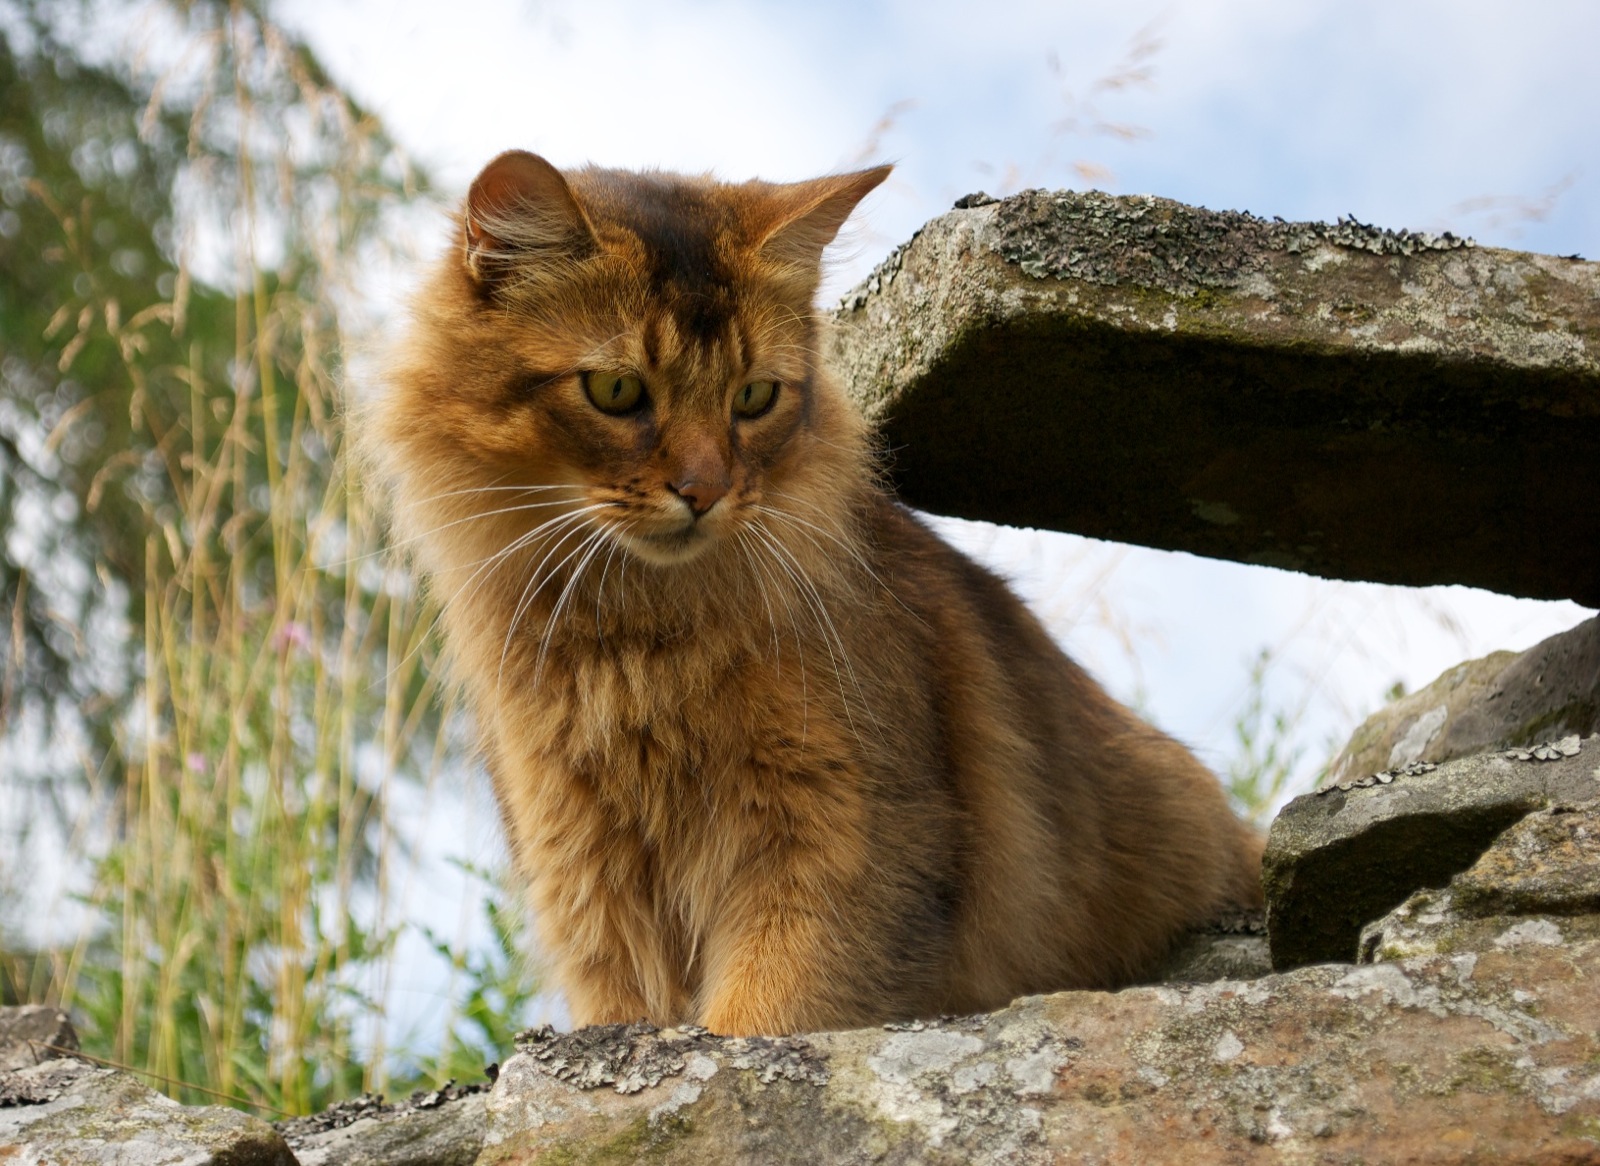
[
  {"x1": 747, "y1": 517, "x2": 875, "y2": 750},
  {"x1": 497, "y1": 510, "x2": 613, "y2": 685},
  {"x1": 735, "y1": 525, "x2": 809, "y2": 748},
  {"x1": 757, "y1": 497, "x2": 924, "y2": 626},
  {"x1": 593, "y1": 523, "x2": 634, "y2": 637},
  {"x1": 534, "y1": 526, "x2": 615, "y2": 683}
]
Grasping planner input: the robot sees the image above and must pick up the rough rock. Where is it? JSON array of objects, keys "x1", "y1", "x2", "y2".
[
  {"x1": 0, "y1": 1056, "x2": 295, "y2": 1165},
  {"x1": 1263, "y1": 735, "x2": 1599, "y2": 970},
  {"x1": 12, "y1": 784, "x2": 1600, "y2": 1165},
  {"x1": 1360, "y1": 801, "x2": 1600, "y2": 964},
  {"x1": 1328, "y1": 616, "x2": 1600, "y2": 785},
  {"x1": 476, "y1": 950, "x2": 1600, "y2": 1165},
  {"x1": 1451, "y1": 799, "x2": 1600, "y2": 917},
  {"x1": 829, "y1": 191, "x2": 1600, "y2": 606},
  {"x1": 1147, "y1": 909, "x2": 1273, "y2": 984},
  {"x1": 280, "y1": 1083, "x2": 489, "y2": 1166},
  {"x1": 0, "y1": 1004, "x2": 78, "y2": 1072}
]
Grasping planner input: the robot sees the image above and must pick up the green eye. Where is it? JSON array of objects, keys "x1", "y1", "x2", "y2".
[
  {"x1": 733, "y1": 380, "x2": 777, "y2": 417},
  {"x1": 583, "y1": 371, "x2": 645, "y2": 414}
]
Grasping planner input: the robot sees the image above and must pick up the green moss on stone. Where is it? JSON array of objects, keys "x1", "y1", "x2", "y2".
[
  {"x1": 1446, "y1": 1048, "x2": 1525, "y2": 1096},
  {"x1": 530, "y1": 1113, "x2": 694, "y2": 1166}
]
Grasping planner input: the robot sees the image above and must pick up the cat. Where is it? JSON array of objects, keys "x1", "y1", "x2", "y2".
[{"x1": 363, "y1": 149, "x2": 1264, "y2": 1037}]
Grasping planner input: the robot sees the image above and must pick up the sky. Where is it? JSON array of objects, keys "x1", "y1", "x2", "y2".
[
  {"x1": 92, "y1": 0, "x2": 1600, "y2": 1042},
  {"x1": 275, "y1": 0, "x2": 1599, "y2": 283}
]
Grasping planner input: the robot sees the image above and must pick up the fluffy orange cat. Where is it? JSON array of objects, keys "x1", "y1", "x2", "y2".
[{"x1": 365, "y1": 150, "x2": 1263, "y2": 1037}]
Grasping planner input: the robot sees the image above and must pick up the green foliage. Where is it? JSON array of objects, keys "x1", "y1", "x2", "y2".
[
  {"x1": 0, "y1": 0, "x2": 461, "y2": 1117},
  {"x1": 0, "y1": 1, "x2": 190, "y2": 771},
  {"x1": 410, "y1": 862, "x2": 543, "y2": 1090},
  {"x1": 1225, "y1": 649, "x2": 1305, "y2": 825}
]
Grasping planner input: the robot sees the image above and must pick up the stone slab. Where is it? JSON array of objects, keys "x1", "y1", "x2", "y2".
[
  {"x1": 1146, "y1": 910, "x2": 1272, "y2": 984},
  {"x1": 1449, "y1": 800, "x2": 1600, "y2": 919},
  {"x1": 1263, "y1": 736, "x2": 1600, "y2": 970},
  {"x1": 829, "y1": 191, "x2": 1600, "y2": 606},
  {"x1": 0, "y1": 1057, "x2": 295, "y2": 1165},
  {"x1": 280, "y1": 1084, "x2": 489, "y2": 1166},
  {"x1": 475, "y1": 947, "x2": 1600, "y2": 1165},
  {"x1": 1329, "y1": 616, "x2": 1600, "y2": 785},
  {"x1": 1360, "y1": 802, "x2": 1600, "y2": 965},
  {"x1": 0, "y1": 1004, "x2": 77, "y2": 1072}
]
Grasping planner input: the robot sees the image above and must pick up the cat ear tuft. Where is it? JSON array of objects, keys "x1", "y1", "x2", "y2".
[
  {"x1": 758, "y1": 165, "x2": 893, "y2": 266},
  {"x1": 464, "y1": 151, "x2": 596, "y2": 285}
]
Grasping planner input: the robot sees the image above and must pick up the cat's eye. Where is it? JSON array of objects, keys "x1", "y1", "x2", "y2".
[
  {"x1": 583, "y1": 371, "x2": 646, "y2": 414},
  {"x1": 733, "y1": 380, "x2": 778, "y2": 418}
]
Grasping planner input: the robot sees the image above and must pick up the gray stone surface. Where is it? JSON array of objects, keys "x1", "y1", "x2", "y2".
[
  {"x1": 0, "y1": 1056, "x2": 295, "y2": 1165},
  {"x1": 475, "y1": 949, "x2": 1600, "y2": 1165},
  {"x1": 1360, "y1": 801, "x2": 1600, "y2": 967},
  {"x1": 0, "y1": 1004, "x2": 77, "y2": 1072},
  {"x1": 1448, "y1": 800, "x2": 1600, "y2": 919},
  {"x1": 1146, "y1": 910, "x2": 1273, "y2": 984},
  {"x1": 1148, "y1": 931, "x2": 1273, "y2": 984},
  {"x1": 1, "y1": 1006, "x2": 295, "y2": 1165},
  {"x1": 1363, "y1": 886, "x2": 1600, "y2": 967},
  {"x1": 12, "y1": 778, "x2": 1600, "y2": 1163},
  {"x1": 1329, "y1": 617, "x2": 1600, "y2": 786},
  {"x1": 281, "y1": 1085, "x2": 489, "y2": 1166},
  {"x1": 828, "y1": 191, "x2": 1600, "y2": 606},
  {"x1": 1263, "y1": 735, "x2": 1600, "y2": 970}
]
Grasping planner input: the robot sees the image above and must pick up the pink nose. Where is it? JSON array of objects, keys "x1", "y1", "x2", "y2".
[{"x1": 672, "y1": 478, "x2": 728, "y2": 515}]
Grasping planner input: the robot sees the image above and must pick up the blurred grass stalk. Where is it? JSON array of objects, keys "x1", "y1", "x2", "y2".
[{"x1": 0, "y1": 0, "x2": 512, "y2": 1115}]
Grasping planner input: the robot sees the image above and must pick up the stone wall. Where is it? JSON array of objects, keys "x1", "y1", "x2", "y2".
[{"x1": 829, "y1": 192, "x2": 1600, "y2": 606}]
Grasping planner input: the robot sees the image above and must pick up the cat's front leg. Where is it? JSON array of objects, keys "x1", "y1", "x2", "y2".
[
  {"x1": 531, "y1": 861, "x2": 691, "y2": 1026},
  {"x1": 694, "y1": 798, "x2": 886, "y2": 1039},
  {"x1": 517, "y1": 802, "x2": 690, "y2": 1027},
  {"x1": 697, "y1": 890, "x2": 852, "y2": 1037}
]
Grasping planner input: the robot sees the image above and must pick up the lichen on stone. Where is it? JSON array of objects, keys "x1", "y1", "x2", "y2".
[
  {"x1": 275, "y1": 1079, "x2": 487, "y2": 1148},
  {"x1": 990, "y1": 190, "x2": 1472, "y2": 296},
  {"x1": 514, "y1": 1022, "x2": 831, "y2": 1096},
  {"x1": 0, "y1": 1060, "x2": 84, "y2": 1108},
  {"x1": 837, "y1": 232, "x2": 919, "y2": 314}
]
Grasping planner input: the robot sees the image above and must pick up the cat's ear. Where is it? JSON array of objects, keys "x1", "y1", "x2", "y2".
[
  {"x1": 463, "y1": 151, "x2": 596, "y2": 285},
  {"x1": 757, "y1": 165, "x2": 893, "y2": 266}
]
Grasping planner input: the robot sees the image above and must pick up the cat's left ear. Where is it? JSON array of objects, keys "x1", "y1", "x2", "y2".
[
  {"x1": 757, "y1": 165, "x2": 893, "y2": 265},
  {"x1": 463, "y1": 150, "x2": 597, "y2": 286}
]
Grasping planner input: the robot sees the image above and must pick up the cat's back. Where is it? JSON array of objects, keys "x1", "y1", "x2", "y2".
[{"x1": 857, "y1": 495, "x2": 1262, "y2": 1003}]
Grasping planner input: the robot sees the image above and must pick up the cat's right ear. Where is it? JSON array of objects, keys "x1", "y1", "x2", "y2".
[{"x1": 463, "y1": 151, "x2": 596, "y2": 287}]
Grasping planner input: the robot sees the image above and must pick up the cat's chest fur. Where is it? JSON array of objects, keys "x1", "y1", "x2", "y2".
[
  {"x1": 482, "y1": 606, "x2": 870, "y2": 860},
  {"x1": 480, "y1": 612, "x2": 880, "y2": 1020}
]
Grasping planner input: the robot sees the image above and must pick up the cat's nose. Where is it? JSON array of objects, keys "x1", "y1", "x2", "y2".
[{"x1": 670, "y1": 478, "x2": 728, "y2": 516}]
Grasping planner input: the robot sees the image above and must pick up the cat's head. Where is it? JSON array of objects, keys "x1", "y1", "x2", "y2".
[{"x1": 384, "y1": 151, "x2": 888, "y2": 574}]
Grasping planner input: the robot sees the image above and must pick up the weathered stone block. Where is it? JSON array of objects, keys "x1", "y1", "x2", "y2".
[
  {"x1": 1447, "y1": 800, "x2": 1600, "y2": 919},
  {"x1": 1263, "y1": 736, "x2": 1599, "y2": 970},
  {"x1": 1147, "y1": 910, "x2": 1272, "y2": 984},
  {"x1": 829, "y1": 192, "x2": 1600, "y2": 605},
  {"x1": 1360, "y1": 802, "x2": 1600, "y2": 964},
  {"x1": 475, "y1": 951, "x2": 1600, "y2": 1164},
  {"x1": 1329, "y1": 616, "x2": 1600, "y2": 785},
  {"x1": 279, "y1": 1084, "x2": 489, "y2": 1166},
  {"x1": 0, "y1": 1057, "x2": 295, "y2": 1166},
  {"x1": 0, "y1": 1004, "x2": 77, "y2": 1072},
  {"x1": 1, "y1": 1006, "x2": 296, "y2": 1165}
]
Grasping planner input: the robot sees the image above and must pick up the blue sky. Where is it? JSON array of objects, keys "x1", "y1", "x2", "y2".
[
  {"x1": 279, "y1": 0, "x2": 1598, "y2": 278},
  {"x1": 260, "y1": 0, "x2": 1596, "y2": 1038}
]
